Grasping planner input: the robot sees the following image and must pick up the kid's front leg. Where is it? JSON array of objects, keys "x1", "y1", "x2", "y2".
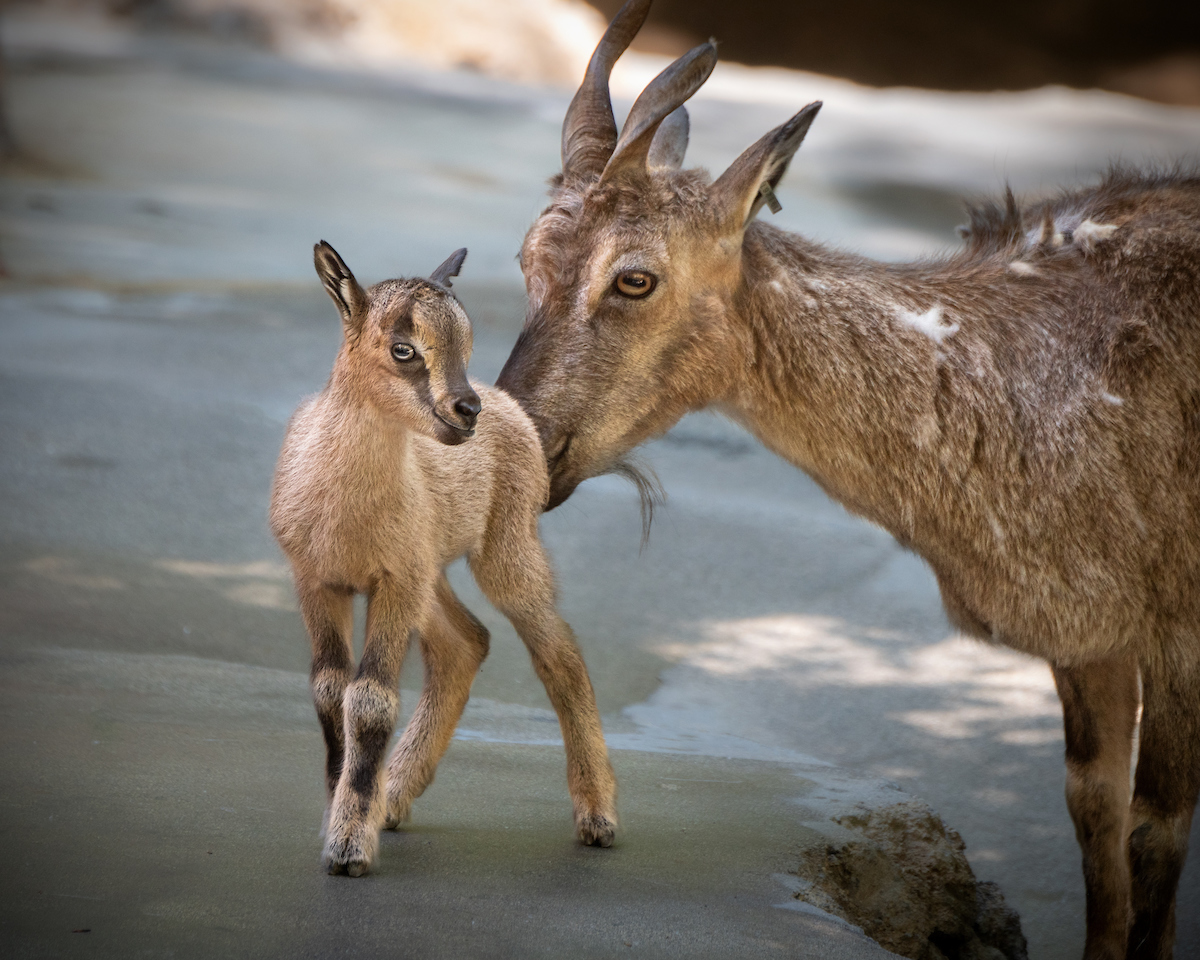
[
  {"x1": 297, "y1": 578, "x2": 355, "y2": 818},
  {"x1": 324, "y1": 577, "x2": 426, "y2": 876}
]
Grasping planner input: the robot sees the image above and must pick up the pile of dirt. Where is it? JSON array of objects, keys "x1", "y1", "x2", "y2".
[{"x1": 792, "y1": 801, "x2": 1028, "y2": 960}]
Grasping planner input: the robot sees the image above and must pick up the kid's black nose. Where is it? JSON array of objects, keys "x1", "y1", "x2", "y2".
[{"x1": 455, "y1": 394, "x2": 481, "y2": 424}]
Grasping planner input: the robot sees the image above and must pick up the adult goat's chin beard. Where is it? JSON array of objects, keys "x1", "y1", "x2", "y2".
[{"x1": 609, "y1": 456, "x2": 666, "y2": 551}]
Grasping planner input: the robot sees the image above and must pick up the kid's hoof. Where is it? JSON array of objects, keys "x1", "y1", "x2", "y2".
[
  {"x1": 578, "y1": 814, "x2": 616, "y2": 848},
  {"x1": 326, "y1": 860, "x2": 370, "y2": 877},
  {"x1": 383, "y1": 804, "x2": 411, "y2": 831},
  {"x1": 323, "y1": 834, "x2": 377, "y2": 876}
]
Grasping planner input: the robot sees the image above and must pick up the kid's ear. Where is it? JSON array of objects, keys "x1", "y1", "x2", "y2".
[
  {"x1": 429, "y1": 247, "x2": 468, "y2": 288},
  {"x1": 710, "y1": 101, "x2": 821, "y2": 232},
  {"x1": 313, "y1": 241, "x2": 368, "y2": 331}
]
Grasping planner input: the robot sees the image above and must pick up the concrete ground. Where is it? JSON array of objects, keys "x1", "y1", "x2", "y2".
[{"x1": 2, "y1": 8, "x2": 1199, "y2": 959}]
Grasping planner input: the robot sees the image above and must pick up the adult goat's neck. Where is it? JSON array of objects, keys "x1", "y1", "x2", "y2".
[{"x1": 721, "y1": 222, "x2": 978, "y2": 550}]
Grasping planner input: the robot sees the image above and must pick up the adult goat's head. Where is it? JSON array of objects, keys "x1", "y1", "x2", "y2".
[{"x1": 497, "y1": 0, "x2": 820, "y2": 508}]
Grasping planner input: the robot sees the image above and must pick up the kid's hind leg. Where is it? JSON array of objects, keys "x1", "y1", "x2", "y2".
[
  {"x1": 384, "y1": 575, "x2": 490, "y2": 828},
  {"x1": 471, "y1": 535, "x2": 617, "y2": 847},
  {"x1": 296, "y1": 578, "x2": 355, "y2": 819},
  {"x1": 325, "y1": 575, "x2": 429, "y2": 877},
  {"x1": 1127, "y1": 655, "x2": 1200, "y2": 959}
]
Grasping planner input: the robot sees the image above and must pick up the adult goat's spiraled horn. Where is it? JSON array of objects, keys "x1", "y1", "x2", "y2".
[
  {"x1": 600, "y1": 41, "x2": 718, "y2": 183},
  {"x1": 561, "y1": 0, "x2": 652, "y2": 182}
]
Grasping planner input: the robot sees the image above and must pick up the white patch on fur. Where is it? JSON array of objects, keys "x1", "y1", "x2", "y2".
[
  {"x1": 1007, "y1": 261, "x2": 1039, "y2": 277},
  {"x1": 1027, "y1": 222, "x2": 1064, "y2": 248},
  {"x1": 1102, "y1": 392, "x2": 1124, "y2": 406},
  {"x1": 769, "y1": 279, "x2": 785, "y2": 293},
  {"x1": 896, "y1": 304, "x2": 959, "y2": 343},
  {"x1": 986, "y1": 511, "x2": 1007, "y2": 550},
  {"x1": 1074, "y1": 219, "x2": 1118, "y2": 251}
]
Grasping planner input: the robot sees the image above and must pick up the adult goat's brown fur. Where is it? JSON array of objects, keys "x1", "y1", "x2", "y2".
[
  {"x1": 495, "y1": 2, "x2": 1200, "y2": 955},
  {"x1": 270, "y1": 242, "x2": 616, "y2": 876}
]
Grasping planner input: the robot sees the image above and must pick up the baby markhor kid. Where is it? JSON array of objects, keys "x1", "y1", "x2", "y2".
[{"x1": 270, "y1": 242, "x2": 616, "y2": 876}]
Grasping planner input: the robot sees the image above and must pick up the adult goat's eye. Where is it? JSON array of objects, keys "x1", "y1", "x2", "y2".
[
  {"x1": 391, "y1": 342, "x2": 416, "y2": 362},
  {"x1": 614, "y1": 270, "x2": 656, "y2": 298}
]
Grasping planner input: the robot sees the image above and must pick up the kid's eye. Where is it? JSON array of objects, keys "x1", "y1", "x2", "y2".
[
  {"x1": 391, "y1": 342, "x2": 416, "y2": 362},
  {"x1": 614, "y1": 270, "x2": 656, "y2": 298}
]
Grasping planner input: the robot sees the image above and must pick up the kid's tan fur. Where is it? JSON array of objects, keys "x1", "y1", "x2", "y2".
[
  {"x1": 496, "y1": 2, "x2": 1200, "y2": 956},
  {"x1": 270, "y1": 242, "x2": 616, "y2": 876}
]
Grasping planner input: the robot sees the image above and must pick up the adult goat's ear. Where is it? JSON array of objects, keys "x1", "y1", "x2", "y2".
[
  {"x1": 711, "y1": 101, "x2": 821, "y2": 231},
  {"x1": 429, "y1": 247, "x2": 467, "y2": 288},
  {"x1": 313, "y1": 241, "x2": 368, "y2": 332},
  {"x1": 647, "y1": 105, "x2": 689, "y2": 171}
]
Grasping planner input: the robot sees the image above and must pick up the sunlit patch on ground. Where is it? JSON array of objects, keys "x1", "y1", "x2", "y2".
[
  {"x1": 660, "y1": 615, "x2": 1062, "y2": 745},
  {"x1": 157, "y1": 559, "x2": 296, "y2": 611}
]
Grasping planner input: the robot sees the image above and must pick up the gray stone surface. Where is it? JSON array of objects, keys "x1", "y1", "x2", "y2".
[{"x1": 1, "y1": 7, "x2": 1199, "y2": 959}]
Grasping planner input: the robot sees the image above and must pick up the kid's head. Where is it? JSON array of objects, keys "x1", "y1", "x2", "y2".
[{"x1": 314, "y1": 242, "x2": 481, "y2": 445}]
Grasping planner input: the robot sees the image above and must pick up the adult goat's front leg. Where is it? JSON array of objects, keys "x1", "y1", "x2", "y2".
[
  {"x1": 385, "y1": 576, "x2": 490, "y2": 828},
  {"x1": 297, "y1": 578, "x2": 355, "y2": 823},
  {"x1": 1127, "y1": 655, "x2": 1200, "y2": 960},
  {"x1": 325, "y1": 578, "x2": 425, "y2": 876},
  {"x1": 1052, "y1": 655, "x2": 1140, "y2": 960},
  {"x1": 472, "y1": 540, "x2": 617, "y2": 847}
]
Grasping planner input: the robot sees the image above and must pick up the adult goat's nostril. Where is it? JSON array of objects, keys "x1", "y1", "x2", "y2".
[{"x1": 455, "y1": 394, "x2": 481, "y2": 422}]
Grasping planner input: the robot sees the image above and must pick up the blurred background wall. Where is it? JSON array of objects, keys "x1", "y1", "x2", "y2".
[
  {"x1": 588, "y1": 0, "x2": 1200, "y2": 105},
  {"x1": 38, "y1": 0, "x2": 1200, "y2": 104}
]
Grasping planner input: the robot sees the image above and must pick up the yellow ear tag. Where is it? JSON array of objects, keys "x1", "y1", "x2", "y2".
[{"x1": 759, "y1": 182, "x2": 783, "y2": 214}]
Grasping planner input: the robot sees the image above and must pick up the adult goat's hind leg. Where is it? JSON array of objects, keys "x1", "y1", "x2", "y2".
[
  {"x1": 297, "y1": 578, "x2": 355, "y2": 825},
  {"x1": 325, "y1": 575, "x2": 428, "y2": 876},
  {"x1": 471, "y1": 534, "x2": 617, "y2": 847},
  {"x1": 384, "y1": 575, "x2": 490, "y2": 828},
  {"x1": 1127, "y1": 653, "x2": 1200, "y2": 960},
  {"x1": 1052, "y1": 656, "x2": 1140, "y2": 960}
]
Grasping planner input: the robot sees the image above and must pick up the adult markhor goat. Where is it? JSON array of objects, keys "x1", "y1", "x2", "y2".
[{"x1": 494, "y1": 1, "x2": 1200, "y2": 956}]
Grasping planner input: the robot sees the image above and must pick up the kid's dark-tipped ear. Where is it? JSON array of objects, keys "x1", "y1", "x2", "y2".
[
  {"x1": 312, "y1": 238, "x2": 367, "y2": 331},
  {"x1": 313, "y1": 240, "x2": 368, "y2": 331},
  {"x1": 711, "y1": 101, "x2": 821, "y2": 231},
  {"x1": 429, "y1": 247, "x2": 468, "y2": 288}
]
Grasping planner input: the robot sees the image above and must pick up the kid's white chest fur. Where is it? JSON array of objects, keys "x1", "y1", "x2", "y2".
[{"x1": 271, "y1": 398, "x2": 465, "y2": 591}]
